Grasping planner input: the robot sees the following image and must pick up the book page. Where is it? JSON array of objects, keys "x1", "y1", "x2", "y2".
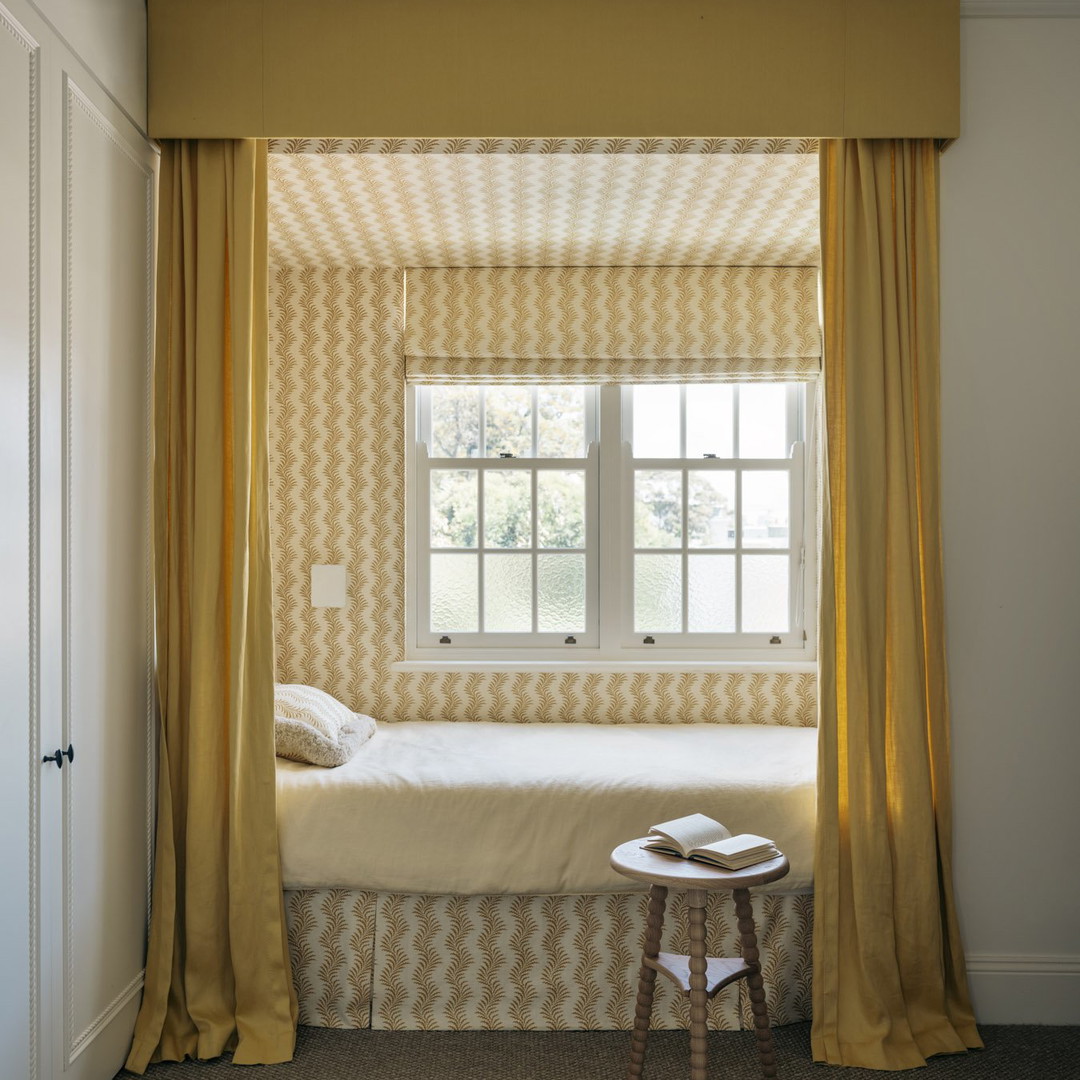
[
  {"x1": 647, "y1": 813, "x2": 731, "y2": 856},
  {"x1": 693, "y1": 833, "x2": 774, "y2": 859}
]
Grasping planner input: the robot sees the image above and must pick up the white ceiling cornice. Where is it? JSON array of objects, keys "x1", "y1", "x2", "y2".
[{"x1": 962, "y1": 0, "x2": 1080, "y2": 16}]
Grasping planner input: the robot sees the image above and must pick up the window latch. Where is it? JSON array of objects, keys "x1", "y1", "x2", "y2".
[
  {"x1": 498, "y1": 452, "x2": 515, "y2": 458},
  {"x1": 769, "y1": 636, "x2": 782, "y2": 645},
  {"x1": 564, "y1": 635, "x2": 577, "y2": 645},
  {"x1": 703, "y1": 453, "x2": 717, "y2": 459},
  {"x1": 643, "y1": 635, "x2": 655, "y2": 645},
  {"x1": 439, "y1": 635, "x2": 451, "y2": 644}
]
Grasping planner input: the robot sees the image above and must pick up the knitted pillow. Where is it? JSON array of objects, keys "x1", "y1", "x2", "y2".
[{"x1": 273, "y1": 684, "x2": 377, "y2": 767}]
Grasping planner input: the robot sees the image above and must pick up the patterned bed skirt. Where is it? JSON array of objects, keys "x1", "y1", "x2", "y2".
[{"x1": 284, "y1": 888, "x2": 813, "y2": 1031}]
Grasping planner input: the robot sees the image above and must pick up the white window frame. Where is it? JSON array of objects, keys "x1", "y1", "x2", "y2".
[{"x1": 405, "y1": 380, "x2": 818, "y2": 665}]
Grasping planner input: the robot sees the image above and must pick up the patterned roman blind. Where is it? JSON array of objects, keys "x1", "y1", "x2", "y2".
[{"x1": 404, "y1": 266, "x2": 821, "y2": 384}]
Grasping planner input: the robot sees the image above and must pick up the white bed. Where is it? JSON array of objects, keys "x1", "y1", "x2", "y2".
[{"x1": 276, "y1": 721, "x2": 817, "y2": 895}]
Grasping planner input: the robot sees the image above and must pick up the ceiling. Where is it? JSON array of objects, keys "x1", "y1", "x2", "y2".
[{"x1": 267, "y1": 138, "x2": 820, "y2": 271}]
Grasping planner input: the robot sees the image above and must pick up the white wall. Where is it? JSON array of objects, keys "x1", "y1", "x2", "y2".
[
  {"x1": 27, "y1": 0, "x2": 145, "y2": 130},
  {"x1": 942, "y1": 17, "x2": 1080, "y2": 1024}
]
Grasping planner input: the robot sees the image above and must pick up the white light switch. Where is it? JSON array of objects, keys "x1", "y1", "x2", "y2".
[{"x1": 311, "y1": 564, "x2": 347, "y2": 608}]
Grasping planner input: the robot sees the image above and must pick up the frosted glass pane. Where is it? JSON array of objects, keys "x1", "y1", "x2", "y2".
[
  {"x1": 537, "y1": 470, "x2": 585, "y2": 548},
  {"x1": 686, "y1": 385, "x2": 734, "y2": 459},
  {"x1": 634, "y1": 554, "x2": 682, "y2": 633},
  {"x1": 632, "y1": 385, "x2": 680, "y2": 458},
  {"x1": 739, "y1": 383, "x2": 788, "y2": 458},
  {"x1": 537, "y1": 386, "x2": 586, "y2": 458},
  {"x1": 742, "y1": 555, "x2": 789, "y2": 632},
  {"x1": 484, "y1": 554, "x2": 533, "y2": 632},
  {"x1": 634, "y1": 470, "x2": 682, "y2": 548},
  {"x1": 430, "y1": 386, "x2": 480, "y2": 458},
  {"x1": 537, "y1": 554, "x2": 586, "y2": 632},
  {"x1": 485, "y1": 386, "x2": 532, "y2": 457},
  {"x1": 430, "y1": 470, "x2": 477, "y2": 547},
  {"x1": 742, "y1": 471, "x2": 790, "y2": 548},
  {"x1": 688, "y1": 471, "x2": 735, "y2": 548},
  {"x1": 484, "y1": 470, "x2": 531, "y2": 548},
  {"x1": 430, "y1": 554, "x2": 478, "y2": 631},
  {"x1": 688, "y1": 555, "x2": 736, "y2": 632}
]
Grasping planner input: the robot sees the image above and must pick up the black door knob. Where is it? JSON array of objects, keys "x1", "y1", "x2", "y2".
[{"x1": 43, "y1": 744, "x2": 74, "y2": 769}]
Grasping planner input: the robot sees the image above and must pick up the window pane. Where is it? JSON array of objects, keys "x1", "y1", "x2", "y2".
[
  {"x1": 484, "y1": 553, "x2": 532, "y2": 632},
  {"x1": 430, "y1": 386, "x2": 480, "y2": 458},
  {"x1": 634, "y1": 554, "x2": 682, "y2": 633},
  {"x1": 430, "y1": 469, "x2": 477, "y2": 547},
  {"x1": 688, "y1": 555, "x2": 736, "y2": 632},
  {"x1": 483, "y1": 470, "x2": 531, "y2": 548},
  {"x1": 742, "y1": 554, "x2": 789, "y2": 632},
  {"x1": 537, "y1": 553, "x2": 586, "y2": 632},
  {"x1": 430, "y1": 553, "x2": 478, "y2": 631},
  {"x1": 738, "y1": 383, "x2": 788, "y2": 458},
  {"x1": 686, "y1": 385, "x2": 734, "y2": 459},
  {"x1": 687, "y1": 471, "x2": 735, "y2": 548},
  {"x1": 537, "y1": 470, "x2": 585, "y2": 549},
  {"x1": 537, "y1": 386, "x2": 586, "y2": 458},
  {"x1": 632, "y1": 384, "x2": 680, "y2": 457},
  {"x1": 742, "y1": 470, "x2": 790, "y2": 548},
  {"x1": 484, "y1": 386, "x2": 532, "y2": 457},
  {"x1": 634, "y1": 470, "x2": 682, "y2": 548}
]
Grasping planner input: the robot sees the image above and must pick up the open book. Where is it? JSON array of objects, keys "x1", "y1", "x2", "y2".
[{"x1": 643, "y1": 813, "x2": 780, "y2": 871}]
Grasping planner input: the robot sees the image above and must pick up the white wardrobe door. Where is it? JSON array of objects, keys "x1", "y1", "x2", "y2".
[
  {"x1": 58, "y1": 75, "x2": 155, "y2": 1080},
  {"x1": 0, "y1": 4, "x2": 38, "y2": 1079}
]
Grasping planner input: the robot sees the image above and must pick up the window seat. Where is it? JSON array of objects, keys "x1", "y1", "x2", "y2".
[{"x1": 276, "y1": 721, "x2": 816, "y2": 896}]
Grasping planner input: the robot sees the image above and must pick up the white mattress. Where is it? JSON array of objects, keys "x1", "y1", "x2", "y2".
[{"x1": 276, "y1": 721, "x2": 816, "y2": 895}]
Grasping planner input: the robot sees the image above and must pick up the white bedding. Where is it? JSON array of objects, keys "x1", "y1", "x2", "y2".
[{"x1": 276, "y1": 721, "x2": 817, "y2": 895}]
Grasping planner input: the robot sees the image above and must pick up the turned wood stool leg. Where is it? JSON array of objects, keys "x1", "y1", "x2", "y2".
[
  {"x1": 628, "y1": 883, "x2": 668, "y2": 1079},
  {"x1": 734, "y1": 888, "x2": 777, "y2": 1079},
  {"x1": 687, "y1": 888, "x2": 709, "y2": 1080}
]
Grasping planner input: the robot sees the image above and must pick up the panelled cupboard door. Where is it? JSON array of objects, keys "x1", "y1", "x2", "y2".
[
  {"x1": 0, "y1": 2, "x2": 157, "y2": 1078},
  {"x1": 52, "y1": 68, "x2": 155, "y2": 1080},
  {"x1": 0, "y1": 3, "x2": 38, "y2": 1079}
]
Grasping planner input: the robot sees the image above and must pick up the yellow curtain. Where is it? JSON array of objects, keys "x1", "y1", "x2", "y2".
[
  {"x1": 813, "y1": 139, "x2": 981, "y2": 1069},
  {"x1": 126, "y1": 140, "x2": 297, "y2": 1072}
]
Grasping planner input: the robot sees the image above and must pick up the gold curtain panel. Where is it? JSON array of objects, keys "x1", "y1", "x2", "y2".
[
  {"x1": 148, "y1": 0, "x2": 959, "y2": 139},
  {"x1": 403, "y1": 266, "x2": 821, "y2": 384},
  {"x1": 127, "y1": 140, "x2": 297, "y2": 1071},
  {"x1": 813, "y1": 139, "x2": 980, "y2": 1068}
]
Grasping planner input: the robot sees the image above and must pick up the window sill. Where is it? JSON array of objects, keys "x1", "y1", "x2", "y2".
[{"x1": 391, "y1": 659, "x2": 817, "y2": 674}]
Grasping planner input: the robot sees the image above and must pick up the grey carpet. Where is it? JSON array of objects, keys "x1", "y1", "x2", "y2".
[{"x1": 119, "y1": 1023, "x2": 1080, "y2": 1079}]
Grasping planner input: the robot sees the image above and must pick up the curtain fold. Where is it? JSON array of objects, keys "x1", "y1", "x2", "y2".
[
  {"x1": 813, "y1": 138, "x2": 981, "y2": 1070},
  {"x1": 126, "y1": 139, "x2": 297, "y2": 1073}
]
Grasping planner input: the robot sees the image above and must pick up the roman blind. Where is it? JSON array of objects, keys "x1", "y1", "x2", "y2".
[{"x1": 403, "y1": 266, "x2": 821, "y2": 384}]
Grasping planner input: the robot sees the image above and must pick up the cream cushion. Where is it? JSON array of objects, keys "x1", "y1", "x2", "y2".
[{"x1": 274, "y1": 684, "x2": 377, "y2": 768}]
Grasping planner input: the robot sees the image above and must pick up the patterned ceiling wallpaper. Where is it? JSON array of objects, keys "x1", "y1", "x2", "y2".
[{"x1": 267, "y1": 143, "x2": 819, "y2": 270}]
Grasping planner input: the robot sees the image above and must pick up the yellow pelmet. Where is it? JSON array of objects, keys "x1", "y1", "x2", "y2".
[
  {"x1": 812, "y1": 139, "x2": 980, "y2": 1069},
  {"x1": 126, "y1": 140, "x2": 297, "y2": 1072}
]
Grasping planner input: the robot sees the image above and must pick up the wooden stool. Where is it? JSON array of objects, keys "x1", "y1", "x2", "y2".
[{"x1": 610, "y1": 839, "x2": 790, "y2": 1080}]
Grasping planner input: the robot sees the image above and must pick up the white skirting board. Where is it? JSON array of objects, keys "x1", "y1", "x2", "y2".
[{"x1": 966, "y1": 955, "x2": 1080, "y2": 1025}]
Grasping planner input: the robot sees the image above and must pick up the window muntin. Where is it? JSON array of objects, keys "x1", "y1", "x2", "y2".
[
  {"x1": 624, "y1": 383, "x2": 805, "y2": 647},
  {"x1": 410, "y1": 382, "x2": 814, "y2": 661},
  {"x1": 415, "y1": 386, "x2": 598, "y2": 646}
]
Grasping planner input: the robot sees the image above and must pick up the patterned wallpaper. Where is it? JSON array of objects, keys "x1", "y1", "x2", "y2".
[
  {"x1": 267, "y1": 147, "x2": 819, "y2": 270},
  {"x1": 268, "y1": 264, "x2": 817, "y2": 726}
]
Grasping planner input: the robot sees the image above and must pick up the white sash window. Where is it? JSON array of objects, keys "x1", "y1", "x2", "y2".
[{"x1": 408, "y1": 381, "x2": 816, "y2": 663}]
